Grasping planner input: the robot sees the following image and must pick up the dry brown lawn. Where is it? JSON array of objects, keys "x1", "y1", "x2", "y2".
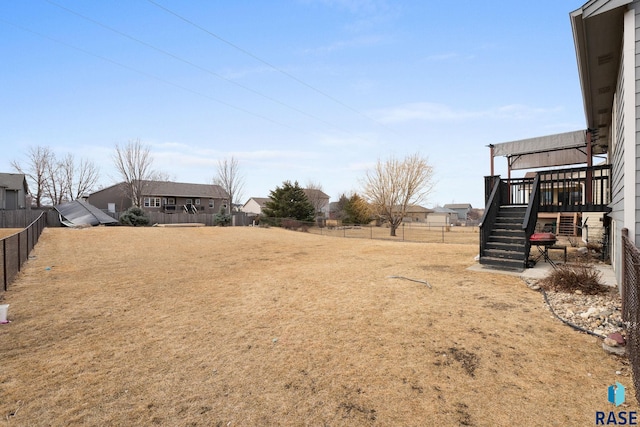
[{"x1": 0, "y1": 226, "x2": 635, "y2": 426}]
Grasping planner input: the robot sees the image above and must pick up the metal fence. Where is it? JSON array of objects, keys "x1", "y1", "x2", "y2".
[
  {"x1": 622, "y1": 228, "x2": 640, "y2": 404},
  {"x1": 264, "y1": 218, "x2": 479, "y2": 245},
  {"x1": 1, "y1": 212, "x2": 47, "y2": 292}
]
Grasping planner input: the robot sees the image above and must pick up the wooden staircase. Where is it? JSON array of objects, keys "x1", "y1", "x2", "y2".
[
  {"x1": 480, "y1": 206, "x2": 528, "y2": 271},
  {"x1": 557, "y1": 213, "x2": 577, "y2": 236}
]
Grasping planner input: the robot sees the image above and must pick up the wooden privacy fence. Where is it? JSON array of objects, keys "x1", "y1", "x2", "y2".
[
  {"x1": 1, "y1": 212, "x2": 47, "y2": 292},
  {"x1": 0, "y1": 209, "x2": 50, "y2": 228}
]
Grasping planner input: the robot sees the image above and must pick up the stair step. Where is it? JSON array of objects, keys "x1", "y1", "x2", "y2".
[
  {"x1": 479, "y1": 256, "x2": 525, "y2": 272},
  {"x1": 491, "y1": 229, "x2": 526, "y2": 237},
  {"x1": 485, "y1": 241, "x2": 523, "y2": 251},
  {"x1": 479, "y1": 204, "x2": 528, "y2": 272},
  {"x1": 488, "y1": 236, "x2": 526, "y2": 245},
  {"x1": 484, "y1": 249, "x2": 526, "y2": 260},
  {"x1": 495, "y1": 224, "x2": 522, "y2": 230}
]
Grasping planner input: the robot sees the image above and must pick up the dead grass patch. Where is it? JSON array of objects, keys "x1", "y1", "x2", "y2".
[{"x1": 0, "y1": 226, "x2": 635, "y2": 426}]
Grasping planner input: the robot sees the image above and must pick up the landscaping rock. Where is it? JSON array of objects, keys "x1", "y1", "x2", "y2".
[{"x1": 603, "y1": 343, "x2": 626, "y2": 356}]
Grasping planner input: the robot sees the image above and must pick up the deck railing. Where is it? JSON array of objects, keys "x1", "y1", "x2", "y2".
[{"x1": 484, "y1": 164, "x2": 611, "y2": 212}]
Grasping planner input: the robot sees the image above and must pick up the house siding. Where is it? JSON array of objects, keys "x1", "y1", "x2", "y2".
[
  {"x1": 609, "y1": 4, "x2": 640, "y2": 286},
  {"x1": 610, "y1": 14, "x2": 627, "y2": 284}
]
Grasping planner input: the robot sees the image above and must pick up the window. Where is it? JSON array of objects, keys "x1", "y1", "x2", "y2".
[
  {"x1": 186, "y1": 199, "x2": 193, "y2": 205},
  {"x1": 209, "y1": 199, "x2": 214, "y2": 208},
  {"x1": 167, "y1": 197, "x2": 175, "y2": 205},
  {"x1": 195, "y1": 199, "x2": 201, "y2": 205},
  {"x1": 144, "y1": 197, "x2": 161, "y2": 207}
]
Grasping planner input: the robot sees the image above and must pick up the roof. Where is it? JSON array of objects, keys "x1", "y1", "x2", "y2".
[
  {"x1": 0, "y1": 173, "x2": 29, "y2": 192},
  {"x1": 244, "y1": 197, "x2": 270, "y2": 208},
  {"x1": 432, "y1": 206, "x2": 457, "y2": 214},
  {"x1": 404, "y1": 204, "x2": 432, "y2": 213},
  {"x1": 92, "y1": 181, "x2": 228, "y2": 199},
  {"x1": 492, "y1": 130, "x2": 592, "y2": 170},
  {"x1": 303, "y1": 188, "x2": 330, "y2": 200},
  {"x1": 55, "y1": 200, "x2": 119, "y2": 227},
  {"x1": 571, "y1": 0, "x2": 629, "y2": 154},
  {"x1": 444, "y1": 203, "x2": 472, "y2": 209}
]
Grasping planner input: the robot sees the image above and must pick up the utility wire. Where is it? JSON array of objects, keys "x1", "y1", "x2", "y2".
[
  {"x1": 0, "y1": 18, "x2": 304, "y2": 133},
  {"x1": 43, "y1": 0, "x2": 355, "y2": 136},
  {"x1": 145, "y1": 0, "x2": 399, "y2": 135}
]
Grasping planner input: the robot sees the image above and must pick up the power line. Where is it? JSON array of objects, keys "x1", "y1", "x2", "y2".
[
  {"x1": 43, "y1": 0, "x2": 356, "y2": 136},
  {"x1": 144, "y1": 0, "x2": 399, "y2": 135},
  {"x1": 0, "y1": 17, "x2": 305, "y2": 133}
]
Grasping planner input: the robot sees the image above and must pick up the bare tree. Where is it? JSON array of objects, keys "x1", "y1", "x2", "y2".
[
  {"x1": 13, "y1": 147, "x2": 101, "y2": 206},
  {"x1": 11, "y1": 146, "x2": 55, "y2": 208},
  {"x1": 63, "y1": 155, "x2": 100, "y2": 200},
  {"x1": 113, "y1": 139, "x2": 155, "y2": 207},
  {"x1": 214, "y1": 156, "x2": 245, "y2": 214},
  {"x1": 362, "y1": 153, "x2": 435, "y2": 236},
  {"x1": 43, "y1": 155, "x2": 65, "y2": 205},
  {"x1": 304, "y1": 180, "x2": 327, "y2": 218},
  {"x1": 69, "y1": 159, "x2": 100, "y2": 200}
]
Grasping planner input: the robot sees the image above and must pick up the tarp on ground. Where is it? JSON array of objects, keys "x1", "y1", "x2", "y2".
[{"x1": 55, "y1": 200, "x2": 119, "y2": 227}]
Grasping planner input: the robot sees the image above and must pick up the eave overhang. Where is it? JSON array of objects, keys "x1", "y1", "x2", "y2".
[{"x1": 570, "y1": 0, "x2": 629, "y2": 153}]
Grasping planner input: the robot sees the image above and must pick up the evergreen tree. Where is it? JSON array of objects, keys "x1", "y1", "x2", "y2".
[
  {"x1": 345, "y1": 193, "x2": 373, "y2": 225},
  {"x1": 262, "y1": 181, "x2": 315, "y2": 222}
]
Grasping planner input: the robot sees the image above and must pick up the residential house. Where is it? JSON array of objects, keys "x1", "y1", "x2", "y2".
[
  {"x1": 0, "y1": 173, "x2": 29, "y2": 209},
  {"x1": 242, "y1": 197, "x2": 271, "y2": 216},
  {"x1": 303, "y1": 188, "x2": 330, "y2": 218},
  {"x1": 443, "y1": 203, "x2": 473, "y2": 222},
  {"x1": 479, "y1": 0, "x2": 636, "y2": 280},
  {"x1": 427, "y1": 207, "x2": 458, "y2": 226},
  {"x1": 244, "y1": 189, "x2": 330, "y2": 219},
  {"x1": 402, "y1": 204, "x2": 432, "y2": 223},
  {"x1": 88, "y1": 181, "x2": 229, "y2": 214}
]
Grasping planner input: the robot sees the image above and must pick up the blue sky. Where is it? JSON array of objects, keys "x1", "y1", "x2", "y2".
[{"x1": 0, "y1": 0, "x2": 586, "y2": 208}]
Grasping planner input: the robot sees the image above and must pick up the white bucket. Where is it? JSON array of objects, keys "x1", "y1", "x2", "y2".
[{"x1": 0, "y1": 304, "x2": 9, "y2": 324}]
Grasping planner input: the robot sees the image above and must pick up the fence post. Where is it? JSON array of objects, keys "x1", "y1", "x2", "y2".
[
  {"x1": 622, "y1": 228, "x2": 628, "y2": 319},
  {"x1": 17, "y1": 232, "x2": 21, "y2": 272},
  {"x1": 3, "y1": 239, "x2": 7, "y2": 292}
]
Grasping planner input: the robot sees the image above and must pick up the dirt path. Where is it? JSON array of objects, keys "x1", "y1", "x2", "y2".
[{"x1": 0, "y1": 227, "x2": 634, "y2": 426}]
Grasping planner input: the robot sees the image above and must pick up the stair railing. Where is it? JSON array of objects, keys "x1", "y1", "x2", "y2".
[
  {"x1": 479, "y1": 177, "x2": 503, "y2": 258},
  {"x1": 522, "y1": 174, "x2": 541, "y2": 266}
]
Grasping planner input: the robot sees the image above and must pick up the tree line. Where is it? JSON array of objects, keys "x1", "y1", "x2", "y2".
[{"x1": 12, "y1": 140, "x2": 435, "y2": 237}]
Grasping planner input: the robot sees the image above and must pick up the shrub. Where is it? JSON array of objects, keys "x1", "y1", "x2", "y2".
[
  {"x1": 213, "y1": 207, "x2": 231, "y2": 226},
  {"x1": 540, "y1": 262, "x2": 606, "y2": 294},
  {"x1": 119, "y1": 206, "x2": 150, "y2": 226},
  {"x1": 282, "y1": 219, "x2": 301, "y2": 230}
]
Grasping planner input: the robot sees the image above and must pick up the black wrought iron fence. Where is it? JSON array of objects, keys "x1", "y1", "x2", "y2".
[
  {"x1": 621, "y1": 228, "x2": 640, "y2": 404},
  {"x1": 1, "y1": 212, "x2": 47, "y2": 292},
  {"x1": 260, "y1": 218, "x2": 479, "y2": 244}
]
